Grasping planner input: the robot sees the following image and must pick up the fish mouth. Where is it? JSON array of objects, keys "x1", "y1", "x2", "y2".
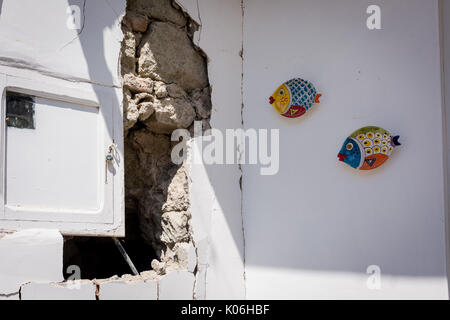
[
  {"x1": 269, "y1": 96, "x2": 275, "y2": 104},
  {"x1": 338, "y1": 153, "x2": 346, "y2": 161}
]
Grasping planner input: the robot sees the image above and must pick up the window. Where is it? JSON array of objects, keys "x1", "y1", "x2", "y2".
[
  {"x1": 0, "y1": 68, "x2": 124, "y2": 236},
  {"x1": 6, "y1": 92, "x2": 35, "y2": 129}
]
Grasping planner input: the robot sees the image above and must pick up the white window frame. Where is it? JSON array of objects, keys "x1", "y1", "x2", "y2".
[{"x1": 0, "y1": 66, "x2": 124, "y2": 237}]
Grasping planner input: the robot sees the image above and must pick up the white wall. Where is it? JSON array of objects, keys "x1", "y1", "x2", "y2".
[
  {"x1": 243, "y1": 0, "x2": 449, "y2": 299},
  {"x1": 441, "y1": 0, "x2": 450, "y2": 298}
]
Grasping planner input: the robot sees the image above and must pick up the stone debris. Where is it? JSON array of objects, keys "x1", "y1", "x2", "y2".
[
  {"x1": 144, "y1": 96, "x2": 196, "y2": 134},
  {"x1": 120, "y1": 29, "x2": 141, "y2": 75},
  {"x1": 123, "y1": 74, "x2": 154, "y2": 93},
  {"x1": 137, "y1": 102, "x2": 154, "y2": 121},
  {"x1": 154, "y1": 81, "x2": 168, "y2": 98}
]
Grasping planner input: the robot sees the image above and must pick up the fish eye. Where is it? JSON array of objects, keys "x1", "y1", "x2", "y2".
[
  {"x1": 278, "y1": 89, "x2": 285, "y2": 96},
  {"x1": 346, "y1": 143, "x2": 353, "y2": 150}
]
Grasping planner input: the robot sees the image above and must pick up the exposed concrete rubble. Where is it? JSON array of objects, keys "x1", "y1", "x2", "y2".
[{"x1": 121, "y1": 0, "x2": 211, "y2": 279}]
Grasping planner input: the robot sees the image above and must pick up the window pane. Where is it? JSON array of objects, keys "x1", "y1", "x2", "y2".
[{"x1": 6, "y1": 92, "x2": 35, "y2": 129}]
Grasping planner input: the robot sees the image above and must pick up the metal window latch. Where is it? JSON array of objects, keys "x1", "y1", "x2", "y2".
[{"x1": 105, "y1": 144, "x2": 117, "y2": 184}]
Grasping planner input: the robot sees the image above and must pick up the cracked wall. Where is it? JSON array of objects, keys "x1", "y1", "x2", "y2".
[{"x1": 121, "y1": 0, "x2": 211, "y2": 276}]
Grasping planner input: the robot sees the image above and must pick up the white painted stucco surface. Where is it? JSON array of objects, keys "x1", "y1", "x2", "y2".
[{"x1": 243, "y1": 0, "x2": 448, "y2": 299}]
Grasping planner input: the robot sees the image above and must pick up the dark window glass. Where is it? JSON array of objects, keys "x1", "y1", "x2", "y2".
[{"x1": 5, "y1": 92, "x2": 35, "y2": 129}]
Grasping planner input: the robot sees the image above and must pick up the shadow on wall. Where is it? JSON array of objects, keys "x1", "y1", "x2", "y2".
[{"x1": 65, "y1": 0, "x2": 120, "y2": 142}]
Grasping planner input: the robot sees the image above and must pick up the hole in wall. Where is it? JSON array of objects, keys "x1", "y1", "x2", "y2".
[{"x1": 63, "y1": 209, "x2": 157, "y2": 279}]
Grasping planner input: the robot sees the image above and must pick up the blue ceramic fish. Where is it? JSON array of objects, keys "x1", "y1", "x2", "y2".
[{"x1": 338, "y1": 126, "x2": 401, "y2": 170}]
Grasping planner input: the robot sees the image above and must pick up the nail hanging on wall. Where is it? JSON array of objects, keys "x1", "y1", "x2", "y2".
[
  {"x1": 337, "y1": 126, "x2": 401, "y2": 170},
  {"x1": 269, "y1": 78, "x2": 321, "y2": 118}
]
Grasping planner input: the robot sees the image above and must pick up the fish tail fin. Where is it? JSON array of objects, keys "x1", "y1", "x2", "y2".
[
  {"x1": 392, "y1": 135, "x2": 401, "y2": 146},
  {"x1": 315, "y1": 93, "x2": 322, "y2": 103}
]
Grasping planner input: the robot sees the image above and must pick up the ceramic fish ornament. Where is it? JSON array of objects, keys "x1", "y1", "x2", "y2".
[
  {"x1": 338, "y1": 126, "x2": 401, "y2": 170},
  {"x1": 269, "y1": 78, "x2": 321, "y2": 118}
]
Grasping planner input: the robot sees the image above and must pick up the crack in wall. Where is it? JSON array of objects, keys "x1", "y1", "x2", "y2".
[
  {"x1": 240, "y1": 0, "x2": 247, "y2": 299},
  {"x1": 0, "y1": 57, "x2": 121, "y2": 88},
  {"x1": 0, "y1": 291, "x2": 19, "y2": 298}
]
